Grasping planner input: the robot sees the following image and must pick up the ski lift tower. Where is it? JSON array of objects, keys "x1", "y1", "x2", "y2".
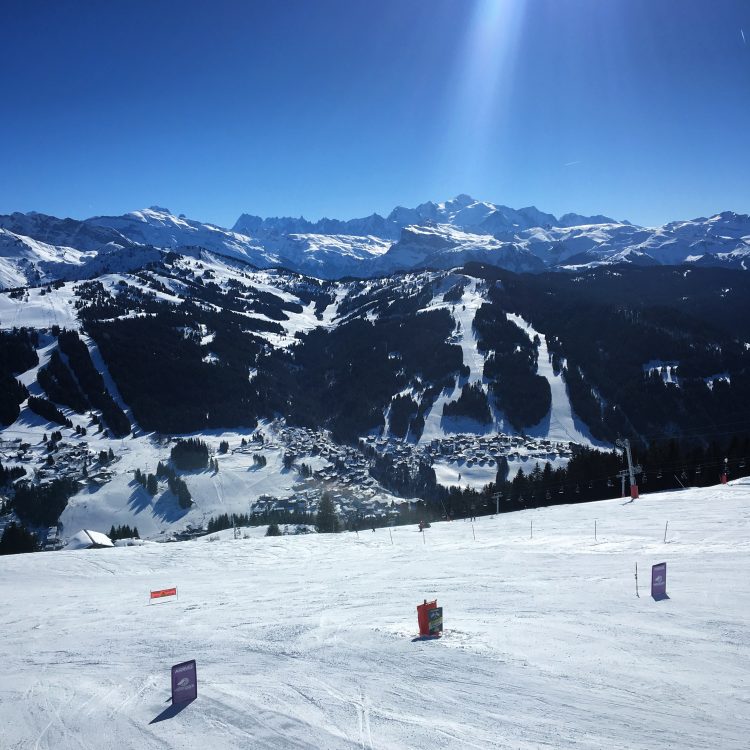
[{"x1": 616, "y1": 438, "x2": 641, "y2": 500}]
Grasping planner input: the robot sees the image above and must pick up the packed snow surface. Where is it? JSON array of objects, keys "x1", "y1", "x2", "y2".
[
  {"x1": 506, "y1": 313, "x2": 606, "y2": 447},
  {"x1": 1, "y1": 480, "x2": 748, "y2": 749}
]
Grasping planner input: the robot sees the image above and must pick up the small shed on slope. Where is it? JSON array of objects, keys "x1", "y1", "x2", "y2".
[{"x1": 64, "y1": 529, "x2": 115, "y2": 550}]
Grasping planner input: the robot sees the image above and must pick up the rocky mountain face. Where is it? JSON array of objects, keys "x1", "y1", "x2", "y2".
[{"x1": 0, "y1": 197, "x2": 748, "y2": 288}]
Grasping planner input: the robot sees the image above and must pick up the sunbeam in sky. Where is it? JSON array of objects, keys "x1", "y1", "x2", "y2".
[
  {"x1": 437, "y1": 0, "x2": 526, "y2": 185},
  {"x1": 1, "y1": 0, "x2": 749, "y2": 226}
]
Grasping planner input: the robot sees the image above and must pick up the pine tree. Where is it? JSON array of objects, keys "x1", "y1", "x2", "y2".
[
  {"x1": 265, "y1": 522, "x2": 282, "y2": 536},
  {"x1": 315, "y1": 492, "x2": 340, "y2": 534},
  {"x1": 0, "y1": 523, "x2": 37, "y2": 555}
]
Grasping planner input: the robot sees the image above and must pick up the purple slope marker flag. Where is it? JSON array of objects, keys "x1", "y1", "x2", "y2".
[
  {"x1": 171, "y1": 660, "x2": 197, "y2": 704},
  {"x1": 651, "y1": 562, "x2": 667, "y2": 599}
]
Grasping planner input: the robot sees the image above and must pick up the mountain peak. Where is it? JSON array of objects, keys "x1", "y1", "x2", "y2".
[{"x1": 451, "y1": 193, "x2": 475, "y2": 206}]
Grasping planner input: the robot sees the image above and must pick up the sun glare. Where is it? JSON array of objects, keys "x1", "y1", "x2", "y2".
[{"x1": 438, "y1": 0, "x2": 526, "y2": 183}]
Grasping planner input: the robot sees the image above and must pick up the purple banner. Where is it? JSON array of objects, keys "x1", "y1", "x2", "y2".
[
  {"x1": 171, "y1": 660, "x2": 197, "y2": 704},
  {"x1": 651, "y1": 562, "x2": 667, "y2": 599}
]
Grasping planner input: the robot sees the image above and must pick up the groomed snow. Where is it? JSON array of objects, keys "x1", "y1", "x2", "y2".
[
  {"x1": 0, "y1": 283, "x2": 80, "y2": 330},
  {"x1": 1, "y1": 480, "x2": 748, "y2": 748},
  {"x1": 506, "y1": 313, "x2": 608, "y2": 447},
  {"x1": 419, "y1": 278, "x2": 509, "y2": 443}
]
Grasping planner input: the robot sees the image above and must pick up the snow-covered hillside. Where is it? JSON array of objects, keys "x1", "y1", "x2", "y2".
[
  {"x1": 0, "y1": 228, "x2": 97, "y2": 288},
  {"x1": 264, "y1": 232, "x2": 391, "y2": 279},
  {"x1": 86, "y1": 207, "x2": 280, "y2": 269},
  {"x1": 373, "y1": 224, "x2": 546, "y2": 276},
  {"x1": 1, "y1": 480, "x2": 748, "y2": 749}
]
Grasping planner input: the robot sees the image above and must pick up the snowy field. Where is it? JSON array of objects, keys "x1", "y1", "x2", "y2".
[{"x1": 1, "y1": 480, "x2": 749, "y2": 749}]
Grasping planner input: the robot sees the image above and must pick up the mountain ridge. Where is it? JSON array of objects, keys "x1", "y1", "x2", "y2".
[{"x1": 0, "y1": 196, "x2": 748, "y2": 288}]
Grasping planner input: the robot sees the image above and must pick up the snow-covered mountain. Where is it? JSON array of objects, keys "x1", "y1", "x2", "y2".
[
  {"x1": 86, "y1": 207, "x2": 280, "y2": 268},
  {"x1": 261, "y1": 233, "x2": 391, "y2": 279},
  {"x1": 372, "y1": 224, "x2": 546, "y2": 275},
  {"x1": 233, "y1": 193, "x2": 619, "y2": 240},
  {"x1": 0, "y1": 210, "x2": 130, "y2": 251},
  {"x1": 0, "y1": 198, "x2": 749, "y2": 288},
  {"x1": 0, "y1": 228, "x2": 97, "y2": 288}
]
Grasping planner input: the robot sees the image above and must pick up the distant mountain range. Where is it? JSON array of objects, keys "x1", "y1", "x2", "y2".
[
  {"x1": 1, "y1": 195, "x2": 749, "y2": 288},
  {"x1": 233, "y1": 193, "x2": 621, "y2": 239}
]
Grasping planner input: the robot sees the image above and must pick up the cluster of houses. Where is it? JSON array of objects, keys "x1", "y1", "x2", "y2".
[
  {"x1": 236, "y1": 425, "x2": 403, "y2": 523},
  {"x1": 251, "y1": 486, "x2": 401, "y2": 527},
  {"x1": 0, "y1": 435, "x2": 117, "y2": 488},
  {"x1": 243, "y1": 423, "x2": 575, "y2": 524},
  {"x1": 416, "y1": 434, "x2": 572, "y2": 466},
  {"x1": 360, "y1": 433, "x2": 573, "y2": 471},
  {"x1": 264, "y1": 424, "x2": 379, "y2": 490},
  {"x1": 262, "y1": 423, "x2": 574, "y2": 493}
]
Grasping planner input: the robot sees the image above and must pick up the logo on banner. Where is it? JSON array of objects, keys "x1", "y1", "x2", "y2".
[
  {"x1": 428, "y1": 606, "x2": 443, "y2": 635},
  {"x1": 651, "y1": 562, "x2": 667, "y2": 599},
  {"x1": 171, "y1": 660, "x2": 197, "y2": 704}
]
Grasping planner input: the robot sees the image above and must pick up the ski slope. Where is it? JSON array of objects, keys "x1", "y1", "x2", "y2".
[
  {"x1": 419, "y1": 278, "x2": 513, "y2": 442},
  {"x1": 1, "y1": 481, "x2": 748, "y2": 749},
  {"x1": 417, "y1": 279, "x2": 606, "y2": 452},
  {"x1": 506, "y1": 313, "x2": 607, "y2": 447}
]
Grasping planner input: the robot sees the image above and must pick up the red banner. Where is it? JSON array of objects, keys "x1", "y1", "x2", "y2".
[{"x1": 150, "y1": 587, "x2": 177, "y2": 600}]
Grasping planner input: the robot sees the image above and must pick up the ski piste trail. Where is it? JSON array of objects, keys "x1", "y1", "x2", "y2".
[
  {"x1": 1, "y1": 480, "x2": 748, "y2": 749},
  {"x1": 419, "y1": 278, "x2": 599, "y2": 448}
]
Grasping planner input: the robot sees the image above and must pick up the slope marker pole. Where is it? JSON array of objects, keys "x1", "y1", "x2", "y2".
[
  {"x1": 389, "y1": 529, "x2": 393, "y2": 545},
  {"x1": 635, "y1": 562, "x2": 639, "y2": 597},
  {"x1": 471, "y1": 522, "x2": 476, "y2": 541},
  {"x1": 664, "y1": 520, "x2": 669, "y2": 544}
]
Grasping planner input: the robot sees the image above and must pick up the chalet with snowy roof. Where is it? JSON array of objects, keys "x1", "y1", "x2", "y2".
[{"x1": 64, "y1": 529, "x2": 114, "y2": 550}]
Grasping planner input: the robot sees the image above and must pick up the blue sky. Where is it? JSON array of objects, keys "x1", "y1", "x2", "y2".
[{"x1": 1, "y1": 0, "x2": 748, "y2": 227}]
